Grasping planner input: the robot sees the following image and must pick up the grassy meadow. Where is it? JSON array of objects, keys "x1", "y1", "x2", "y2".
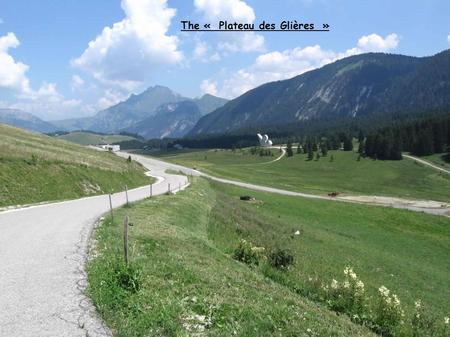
[
  {"x1": 88, "y1": 177, "x2": 450, "y2": 337},
  {"x1": 0, "y1": 124, "x2": 151, "y2": 207},
  {"x1": 149, "y1": 147, "x2": 450, "y2": 202},
  {"x1": 55, "y1": 131, "x2": 136, "y2": 145}
]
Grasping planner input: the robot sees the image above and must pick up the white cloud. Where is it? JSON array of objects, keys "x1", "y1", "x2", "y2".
[
  {"x1": 193, "y1": 0, "x2": 265, "y2": 53},
  {"x1": 193, "y1": 39, "x2": 221, "y2": 62},
  {"x1": 346, "y1": 33, "x2": 399, "y2": 55},
  {"x1": 71, "y1": 75, "x2": 85, "y2": 90},
  {"x1": 194, "y1": 0, "x2": 255, "y2": 22},
  {"x1": 448, "y1": 35, "x2": 450, "y2": 45},
  {"x1": 209, "y1": 33, "x2": 399, "y2": 98},
  {"x1": 0, "y1": 32, "x2": 31, "y2": 93},
  {"x1": 200, "y1": 79, "x2": 218, "y2": 95},
  {"x1": 0, "y1": 33, "x2": 83, "y2": 120},
  {"x1": 72, "y1": 0, "x2": 182, "y2": 89},
  {"x1": 96, "y1": 89, "x2": 127, "y2": 110}
]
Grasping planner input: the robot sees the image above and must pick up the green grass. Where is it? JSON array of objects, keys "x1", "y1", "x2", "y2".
[
  {"x1": 0, "y1": 124, "x2": 151, "y2": 206},
  {"x1": 419, "y1": 153, "x2": 450, "y2": 170},
  {"x1": 88, "y1": 178, "x2": 450, "y2": 337},
  {"x1": 149, "y1": 148, "x2": 450, "y2": 202},
  {"x1": 55, "y1": 131, "x2": 136, "y2": 145}
]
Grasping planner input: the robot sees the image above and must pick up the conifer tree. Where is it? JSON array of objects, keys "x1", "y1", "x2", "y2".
[{"x1": 286, "y1": 141, "x2": 294, "y2": 157}]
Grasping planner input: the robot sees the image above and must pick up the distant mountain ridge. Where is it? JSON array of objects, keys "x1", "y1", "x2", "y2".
[
  {"x1": 0, "y1": 109, "x2": 57, "y2": 133},
  {"x1": 53, "y1": 85, "x2": 228, "y2": 139},
  {"x1": 189, "y1": 50, "x2": 450, "y2": 136}
]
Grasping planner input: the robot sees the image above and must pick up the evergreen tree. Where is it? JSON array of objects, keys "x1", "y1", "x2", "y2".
[
  {"x1": 358, "y1": 139, "x2": 365, "y2": 155},
  {"x1": 343, "y1": 135, "x2": 353, "y2": 151},
  {"x1": 358, "y1": 130, "x2": 365, "y2": 143},
  {"x1": 320, "y1": 143, "x2": 328, "y2": 156},
  {"x1": 286, "y1": 141, "x2": 294, "y2": 157},
  {"x1": 307, "y1": 143, "x2": 314, "y2": 161}
]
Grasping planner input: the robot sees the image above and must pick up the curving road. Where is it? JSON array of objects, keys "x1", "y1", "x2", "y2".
[
  {"x1": 403, "y1": 154, "x2": 450, "y2": 175},
  {"x1": 129, "y1": 153, "x2": 450, "y2": 217},
  {"x1": 1, "y1": 151, "x2": 449, "y2": 337},
  {"x1": 0, "y1": 155, "x2": 188, "y2": 337}
]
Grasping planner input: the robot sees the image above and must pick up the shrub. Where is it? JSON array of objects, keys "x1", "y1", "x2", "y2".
[
  {"x1": 267, "y1": 248, "x2": 294, "y2": 270},
  {"x1": 325, "y1": 267, "x2": 366, "y2": 316},
  {"x1": 114, "y1": 263, "x2": 142, "y2": 293},
  {"x1": 373, "y1": 285, "x2": 404, "y2": 336},
  {"x1": 232, "y1": 239, "x2": 265, "y2": 266}
]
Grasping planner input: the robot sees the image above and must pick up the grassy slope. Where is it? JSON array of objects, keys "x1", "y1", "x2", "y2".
[
  {"x1": 56, "y1": 131, "x2": 136, "y2": 145},
  {"x1": 88, "y1": 178, "x2": 449, "y2": 337},
  {"x1": 150, "y1": 148, "x2": 450, "y2": 202},
  {"x1": 419, "y1": 153, "x2": 450, "y2": 170},
  {"x1": 0, "y1": 124, "x2": 150, "y2": 206}
]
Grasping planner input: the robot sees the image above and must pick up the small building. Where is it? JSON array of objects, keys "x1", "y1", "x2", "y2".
[{"x1": 100, "y1": 144, "x2": 120, "y2": 152}]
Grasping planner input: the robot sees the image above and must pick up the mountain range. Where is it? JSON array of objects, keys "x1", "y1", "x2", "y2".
[
  {"x1": 52, "y1": 86, "x2": 227, "y2": 138},
  {"x1": 2, "y1": 49, "x2": 450, "y2": 140},
  {"x1": 189, "y1": 50, "x2": 450, "y2": 136},
  {"x1": 0, "y1": 109, "x2": 57, "y2": 133}
]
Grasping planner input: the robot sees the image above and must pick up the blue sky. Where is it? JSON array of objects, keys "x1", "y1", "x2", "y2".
[{"x1": 0, "y1": 0, "x2": 449, "y2": 120}]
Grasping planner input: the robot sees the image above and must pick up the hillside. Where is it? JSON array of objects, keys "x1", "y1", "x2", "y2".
[
  {"x1": 53, "y1": 86, "x2": 228, "y2": 137},
  {"x1": 88, "y1": 178, "x2": 449, "y2": 336},
  {"x1": 0, "y1": 124, "x2": 150, "y2": 207},
  {"x1": 189, "y1": 50, "x2": 450, "y2": 135},
  {"x1": 55, "y1": 131, "x2": 136, "y2": 145},
  {"x1": 0, "y1": 108, "x2": 57, "y2": 133}
]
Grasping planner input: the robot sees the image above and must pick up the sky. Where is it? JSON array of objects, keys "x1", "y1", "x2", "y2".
[{"x1": 0, "y1": 0, "x2": 449, "y2": 121}]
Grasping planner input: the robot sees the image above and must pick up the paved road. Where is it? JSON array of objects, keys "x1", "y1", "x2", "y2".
[
  {"x1": 0, "y1": 156, "x2": 188, "y2": 337},
  {"x1": 129, "y1": 153, "x2": 450, "y2": 217},
  {"x1": 403, "y1": 154, "x2": 450, "y2": 174}
]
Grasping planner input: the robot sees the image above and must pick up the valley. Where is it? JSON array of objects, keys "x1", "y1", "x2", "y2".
[{"x1": 149, "y1": 147, "x2": 450, "y2": 203}]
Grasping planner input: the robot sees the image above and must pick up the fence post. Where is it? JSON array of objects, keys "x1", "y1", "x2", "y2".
[
  {"x1": 179, "y1": 182, "x2": 181, "y2": 191},
  {"x1": 123, "y1": 215, "x2": 129, "y2": 265},
  {"x1": 150, "y1": 184, "x2": 152, "y2": 198},
  {"x1": 108, "y1": 193, "x2": 114, "y2": 223},
  {"x1": 168, "y1": 183, "x2": 171, "y2": 193},
  {"x1": 125, "y1": 185, "x2": 129, "y2": 205}
]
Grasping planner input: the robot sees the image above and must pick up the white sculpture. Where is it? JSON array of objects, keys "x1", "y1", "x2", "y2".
[{"x1": 257, "y1": 133, "x2": 273, "y2": 147}]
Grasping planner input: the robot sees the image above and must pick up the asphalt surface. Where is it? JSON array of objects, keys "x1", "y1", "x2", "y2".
[{"x1": 0, "y1": 154, "x2": 188, "y2": 337}]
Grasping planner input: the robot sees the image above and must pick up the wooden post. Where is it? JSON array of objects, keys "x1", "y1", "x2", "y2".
[
  {"x1": 125, "y1": 185, "x2": 129, "y2": 205},
  {"x1": 150, "y1": 184, "x2": 152, "y2": 198},
  {"x1": 168, "y1": 183, "x2": 171, "y2": 193},
  {"x1": 123, "y1": 215, "x2": 129, "y2": 265},
  {"x1": 179, "y1": 182, "x2": 181, "y2": 191},
  {"x1": 108, "y1": 193, "x2": 114, "y2": 223}
]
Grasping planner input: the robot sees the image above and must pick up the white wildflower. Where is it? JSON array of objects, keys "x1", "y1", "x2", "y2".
[
  {"x1": 343, "y1": 281, "x2": 350, "y2": 289},
  {"x1": 414, "y1": 300, "x2": 422, "y2": 309},
  {"x1": 392, "y1": 294, "x2": 400, "y2": 307},
  {"x1": 356, "y1": 280, "x2": 365, "y2": 292},
  {"x1": 378, "y1": 285, "x2": 390, "y2": 297},
  {"x1": 445, "y1": 316, "x2": 449, "y2": 324},
  {"x1": 331, "y1": 279, "x2": 339, "y2": 289}
]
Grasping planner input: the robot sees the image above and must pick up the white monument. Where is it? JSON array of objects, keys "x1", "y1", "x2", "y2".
[{"x1": 257, "y1": 133, "x2": 273, "y2": 147}]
